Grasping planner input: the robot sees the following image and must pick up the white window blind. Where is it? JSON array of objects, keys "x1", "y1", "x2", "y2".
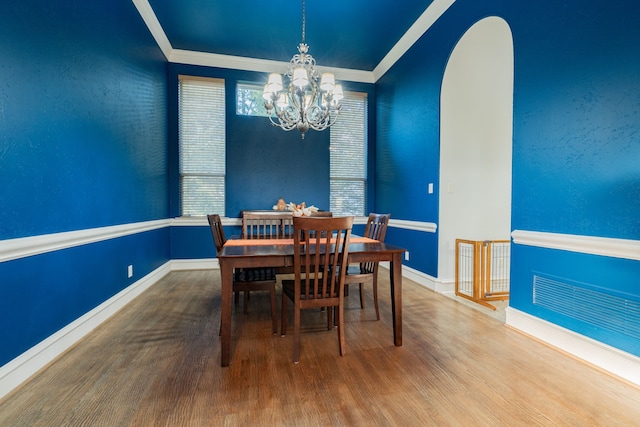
[
  {"x1": 330, "y1": 91, "x2": 367, "y2": 216},
  {"x1": 178, "y1": 76, "x2": 226, "y2": 216}
]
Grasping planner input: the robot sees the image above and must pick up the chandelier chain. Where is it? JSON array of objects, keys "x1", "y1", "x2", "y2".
[{"x1": 301, "y1": 0, "x2": 306, "y2": 44}]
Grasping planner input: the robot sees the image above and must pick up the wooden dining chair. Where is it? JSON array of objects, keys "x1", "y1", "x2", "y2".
[
  {"x1": 207, "y1": 214, "x2": 278, "y2": 334},
  {"x1": 242, "y1": 212, "x2": 292, "y2": 239},
  {"x1": 280, "y1": 216, "x2": 353, "y2": 363},
  {"x1": 343, "y1": 213, "x2": 391, "y2": 320}
]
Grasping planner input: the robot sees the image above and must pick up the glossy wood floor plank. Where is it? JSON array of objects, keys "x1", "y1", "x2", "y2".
[{"x1": 1, "y1": 270, "x2": 639, "y2": 426}]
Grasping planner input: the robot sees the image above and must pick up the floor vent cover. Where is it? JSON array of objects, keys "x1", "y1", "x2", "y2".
[{"x1": 533, "y1": 274, "x2": 640, "y2": 340}]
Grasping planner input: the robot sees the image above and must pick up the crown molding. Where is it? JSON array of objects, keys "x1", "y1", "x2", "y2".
[
  {"x1": 132, "y1": 0, "x2": 172, "y2": 59},
  {"x1": 373, "y1": 0, "x2": 457, "y2": 81},
  {"x1": 132, "y1": 0, "x2": 454, "y2": 83},
  {"x1": 169, "y1": 49, "x2": 375, "y2": 84}
]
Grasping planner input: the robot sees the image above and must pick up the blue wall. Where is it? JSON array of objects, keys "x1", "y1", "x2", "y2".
[
  {"x1": 166, "y1": 64, "x2": 376, "y2": 260},
  {"x1": 506, "y1": 0, "x2": 640, "y2": 356},
  {"x1": 507, "y1": 1, "x2": 640, "y2": 240},
  {"x1": 0, "y1": 1, "x2": 169, "y2": 238},
  {"x1": 0, "y1": 1, "x2": 169, "y2": 365},
  {"x1": 375, "y1": 0, "x2": 640, "y2": 356}
]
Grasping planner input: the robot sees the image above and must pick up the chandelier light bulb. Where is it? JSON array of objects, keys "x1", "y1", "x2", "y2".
[
  {"x1": 332, "y1": 84, "x2": 344, "y2": 102},
  {"x1": 321, "y1": 92, "x2": 329, "y2": 108},
  {"x1": 262, "y1": 84, "x2": 273, "y2": 101},
  {"x1": 276, "y1": 93, "x2": 288, "y2": 109}
]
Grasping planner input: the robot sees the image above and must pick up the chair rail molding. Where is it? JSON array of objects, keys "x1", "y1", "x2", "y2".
[
  {"x1": 390, "y1": 219, "x2": 437, "y2": 233},
  {"x1": 0, "y1": 219, "x2": 170, "y2": 263},
  {"x1": 511, "y1": 230, "x2": 640, "y2": 261},
  {"x1": 170, "y1": 216, "x2": 438, "y2": 233}
]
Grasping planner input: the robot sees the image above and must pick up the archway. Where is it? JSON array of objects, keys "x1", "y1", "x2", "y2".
[{"x1": 438, "y1": 17, "x2": 514, "y2": 287}]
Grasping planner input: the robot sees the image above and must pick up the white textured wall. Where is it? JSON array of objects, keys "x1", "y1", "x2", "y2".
[{"x1": 438, "y1": 16, "x2": 514, "y2": 282}]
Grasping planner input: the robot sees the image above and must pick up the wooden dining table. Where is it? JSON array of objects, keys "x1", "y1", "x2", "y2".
[{"x1": 217, "y1": 237, "x2": 407, "y2": 366}]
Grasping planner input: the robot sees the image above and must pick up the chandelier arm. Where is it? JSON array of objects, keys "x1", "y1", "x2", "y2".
[
  {"x1": 269, "y1": 93, "x2": 303, "y2": 131},
  {"x1": 269, "y1": 111, "x2": 298, "y2": 131},
  {"x1": 306, "y1": 104, "x2": 342, "y2": 131},
  {"x1": 307, "y1": 112, "x2": 331, "y2": 131},
  {"x1": 279, "y1": 105, "x2": 300, "y2": 126}
]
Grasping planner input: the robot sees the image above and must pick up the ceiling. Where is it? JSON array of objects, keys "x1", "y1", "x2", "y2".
[{"x1": 138, "y1": 0, "x2": 453, "y2": 82}]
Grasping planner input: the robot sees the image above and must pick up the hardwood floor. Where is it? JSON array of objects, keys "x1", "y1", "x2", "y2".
[{"x1": 1, "y1": 270, "x2": 639, "y2": 426}]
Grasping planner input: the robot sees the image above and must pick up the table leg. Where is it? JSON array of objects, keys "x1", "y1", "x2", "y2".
[
  {"x1": 390, "y1": 252, "x2": 403, "y2": 346},
  {"x1": 220, "y1": 260, "x2": 233, "y2": 366}
]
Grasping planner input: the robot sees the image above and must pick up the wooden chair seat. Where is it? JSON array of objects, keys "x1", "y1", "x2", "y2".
[{"x1": 235, "y1": 268, "x2": 276, "y2": 282}]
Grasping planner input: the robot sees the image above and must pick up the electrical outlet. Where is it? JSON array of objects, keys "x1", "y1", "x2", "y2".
[
  {"x1": 405, "y1": 251, "x2": 410, "y2": 261},
  {"x1": 127, "y1": 265, "x2": 133, "y2": 278},
  {"x1": 428, "y1": 183, "x2": 434, "y2": 194}
]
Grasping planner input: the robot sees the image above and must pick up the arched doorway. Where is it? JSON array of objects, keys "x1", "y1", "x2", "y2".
[{"x1": 438, "y1": 17, "x2": 514, "y2": 288}]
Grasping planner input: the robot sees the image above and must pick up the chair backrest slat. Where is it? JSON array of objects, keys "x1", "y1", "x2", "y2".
[
  {"x1": 242, "y1": 212, "x2": 295, "y2": 239},
  {"x1": 281, "y1": 217, "x2": 294, "y2": 239}
]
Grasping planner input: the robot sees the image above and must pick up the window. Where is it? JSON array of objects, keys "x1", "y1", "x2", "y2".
[
  {"x1": 178, "y1": 76, "x2": 226, "y2": 216},
  {"x1": 236, "y1": 82, "x2": 268, "y2": 117},
  {"x1": 330, "y1": 92, "x2": 367, "y2": 216}
]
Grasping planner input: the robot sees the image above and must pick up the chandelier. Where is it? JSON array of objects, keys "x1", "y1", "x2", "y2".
[{"x1": 262, "y1": 0, "x2": 343, "y2": 139}]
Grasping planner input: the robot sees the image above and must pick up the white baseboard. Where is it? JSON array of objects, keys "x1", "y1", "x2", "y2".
[
  {"x1": 170, "y1": 258, "x2": 218, "y2": 271},
  {"x1": 506, "y1": 307, "x2": 640, "y2": 387},
  {"x1": 0, "y1": 262, "x2": 172, "y2": 401},
  {"x1": 382, "y1": 263, "x2": 454, "y2": 294}
]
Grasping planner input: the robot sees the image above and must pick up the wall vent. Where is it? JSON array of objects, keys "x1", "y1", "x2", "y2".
[{"x1": 533, "y1": 274, "x2": 640, "y2": 340}]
